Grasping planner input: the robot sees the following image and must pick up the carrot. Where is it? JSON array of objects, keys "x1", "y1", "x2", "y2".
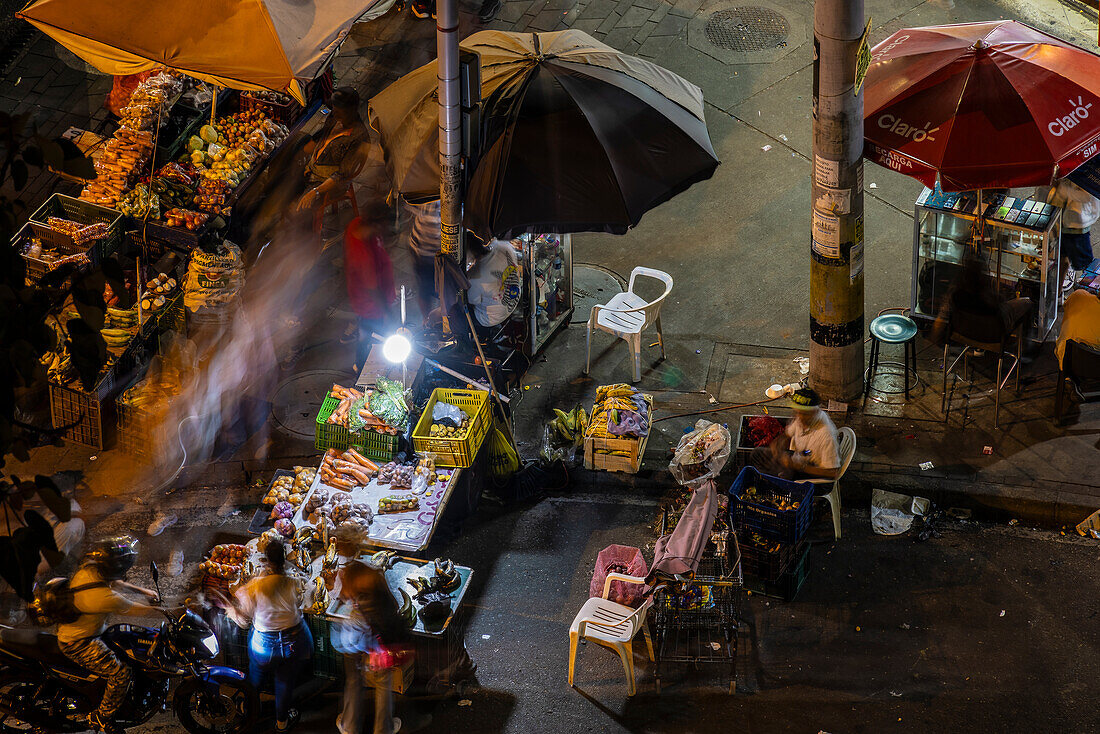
[{"x1": 343, "y1": 449, "x2": 379, "y2": 473}]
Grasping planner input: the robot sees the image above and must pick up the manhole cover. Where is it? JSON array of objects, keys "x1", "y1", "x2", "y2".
[{"x1": 704, "y1": 7, "x2": 790, "y2": 52}]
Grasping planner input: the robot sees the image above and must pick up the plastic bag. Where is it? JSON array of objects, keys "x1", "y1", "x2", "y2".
[
  {"x1": 669, "y1": 420, "x2": 731, "y2": 487},
  {"x1": 540, "y1": 422, "x2": 575, "y2": 465},
  {"x1": 871, "y1": 489, "x2": 930, "y2": 535},
  {"x1": 432, "y1": 401, "x2": 464, "y2": 428},
  {"x1": 366, "y1": 377, "x2": 409, "y2": 429},
  {"x1": 590, "y1": 545, "x2": 648, "y2": 607}
]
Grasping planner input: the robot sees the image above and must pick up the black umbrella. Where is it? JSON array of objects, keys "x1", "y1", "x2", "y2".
[{"x1": 369, "y1": 30, "x2": 720, "y2": 239}]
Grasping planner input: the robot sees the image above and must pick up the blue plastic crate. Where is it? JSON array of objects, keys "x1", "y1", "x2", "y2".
[{"x1": 728, "y1": 466, "x2": 814, "y2": 545}]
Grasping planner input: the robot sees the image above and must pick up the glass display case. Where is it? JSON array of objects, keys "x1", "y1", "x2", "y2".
[
  {"x1": 911, "y1": 187, "x2": 1061, "y2": 343},
  {"x1": 514, "y1": 233, "x2": 573, "y2": 356}
]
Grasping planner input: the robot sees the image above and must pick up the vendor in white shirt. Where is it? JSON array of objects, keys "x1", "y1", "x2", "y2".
[
  {"x1": 465, "y1": 238, "x2": 521, "y2": 332},
  {"x1": 753, "y1": 388, "x2": 841, "y2": 481}
]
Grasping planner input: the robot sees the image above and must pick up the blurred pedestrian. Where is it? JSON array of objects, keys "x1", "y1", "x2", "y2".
[
  {"x1": 407, "y1": 200, "x2": 441, "y2": 323},
  {"x1": 296, "y1": 87, "x2": 369, "y2": 217},
  {"x1": 1046, "y1": 178, "x2": 1100, "y2": 299},
  {"x1": 334, "y1": 561, "x2": 423, "y2": 734},
  {"x1": 343, "y1": 202, "x2": 397, "y2": 373},
  {"x1": 227, "y1": 541, "x2": 311, "y2": 732}
]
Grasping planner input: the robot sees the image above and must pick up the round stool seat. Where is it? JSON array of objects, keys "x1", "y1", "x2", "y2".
[{"x1": 870, "y1": 313, "x2": 918, "y2": 343}]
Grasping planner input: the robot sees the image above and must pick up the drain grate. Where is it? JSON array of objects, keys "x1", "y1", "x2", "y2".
[{"x1": 704, "y1": 7, "x2": 790, "y2": 52}]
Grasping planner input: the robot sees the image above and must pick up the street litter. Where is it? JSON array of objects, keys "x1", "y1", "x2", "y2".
[
  {"x1": 761, "y1": 145, "x2": 772, "y2": 152},
  {"x1": 1075, "y1": 507, "x2": 1100, "y2": 537},
  {"x1": 946, "y1": 507, "x2": 972, "y2": 521},
  {"x1": 869, "y1": 182, "x2": 877, "y2": 188},
  {"x1": 1008, "y1": 519, "x2": 1019, "y2": 526},
  {"x1": 708, "y1": 395, "x2": 718, "y2": 405},
  {"x1": 890, "y1": 691, "x2": 902, "y2": 697},
  {"x1": 482, "y1": 634, "x2": 491, "y2": 639},
  {"x1": 710, "y1": 642, "x2": 721, "y2": 650},
  {"x1": 919, "y1": 461, "x2": 934, "y2": 470},
  {"x1": 982, "y1": 445, "x2": 993, "y2": 455},
  {"x1": 794, "y1": 356, "x2": 809, "y2": 374},
  {"x1": 871, "y1": 489, "x2": 930, "y2": 535},
  {"x1": 999, "y1": 610, "x2": 1006, "y2": 617},
  {"x1": 458, "y1": 700, "x2": 472, "y2": 707},
  {"x1": 779, "y1": 134, "x2": 788, "y2": 141}
]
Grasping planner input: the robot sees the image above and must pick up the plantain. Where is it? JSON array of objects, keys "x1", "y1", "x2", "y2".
[{"x1": 399, "y1": 588, "x2": 416, "y2": 626}]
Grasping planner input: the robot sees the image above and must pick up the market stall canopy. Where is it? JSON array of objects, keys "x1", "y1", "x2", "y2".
[
  {"x1": 18, "y1": 0, "x2": 384, "y2": 104},
  {"x1": 368, "y1": 29, "x2": 719, "y2": 239},
  {"x1": 863, "y1": 20, "x2": 1100, "y2": 191}
]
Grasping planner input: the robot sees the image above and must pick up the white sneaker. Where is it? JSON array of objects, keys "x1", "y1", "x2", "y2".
[
  {"x1": 1062, "y1": 267, "x2": 1077, "y2": 297},
  {"x1": 147, "y1": 512, "x2": 178, "y2": 536}
]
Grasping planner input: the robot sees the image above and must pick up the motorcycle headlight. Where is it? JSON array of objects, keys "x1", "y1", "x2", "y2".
[{"x1": 201, "y1": 632, "x2": 220, "y2": 657}]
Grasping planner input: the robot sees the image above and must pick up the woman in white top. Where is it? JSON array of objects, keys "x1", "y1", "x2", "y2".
[
  {"x1": 228, "y1": 540, "x2": 311, "y2": 732},
  {"x1": 465, "y1": 238, "x2": 521, "y2": 331}
]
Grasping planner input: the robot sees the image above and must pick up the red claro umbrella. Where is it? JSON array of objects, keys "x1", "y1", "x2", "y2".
[{"x1": 864, "y1": 20, "x2": 1100, "y2": 191}]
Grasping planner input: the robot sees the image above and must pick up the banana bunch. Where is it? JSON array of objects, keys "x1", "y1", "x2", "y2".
[
  {"x1": 551, "y1": 405, "x2": 588, "y2": 444},
  {"x1": 369, "y1": 549, "x2": 398, "y2": 570},
  {"x1": 398, "y1": 588, "x2": 416, "y2": 627},
  {"x1": 433, "y1": 558, "x2": 461, "y2": 592},
  {"x1": 596, "y1": 383, "x2": 636, "y2": 401},
  {"x1": 100, "y1": 328, "x2": 132, "y2": 349},
  {"x1": 105, "y1": 306, "x2": 137, "y2": 329},
  {"x1": 45, "y1": 349, "x2": 75, "y2": 383},
  {"x1": 322, "y1": 538, "x2": 338, "y2": 571},
  {"x1": 308, "y1": 576, "x2": 328, "y2": 614}
]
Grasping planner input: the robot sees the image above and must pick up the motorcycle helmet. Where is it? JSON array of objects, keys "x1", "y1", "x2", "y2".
[{"x1": 86, "y1": 536, "x2": 138, "y2": 580}]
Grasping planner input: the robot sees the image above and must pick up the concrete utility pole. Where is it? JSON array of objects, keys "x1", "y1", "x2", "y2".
[
  {"x1": 810, "y1": 0, "x2": 866, "y2": 401},
  {"x1": 436, "y1": 0, "x2": 463, "y2": 333}
]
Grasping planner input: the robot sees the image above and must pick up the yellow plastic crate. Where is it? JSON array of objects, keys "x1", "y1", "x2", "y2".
[{"x1": 412, "y1": 388, "x2": 490, "y2": 468}]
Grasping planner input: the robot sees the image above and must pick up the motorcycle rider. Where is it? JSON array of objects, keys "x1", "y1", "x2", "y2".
[{"x1": 56, "y1": 536, "x2": 159, "y2": 734}]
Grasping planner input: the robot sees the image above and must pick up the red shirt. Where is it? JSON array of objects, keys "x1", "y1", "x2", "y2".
[{"x1": 344, "y1": 218, "x2": 396, "y2": 319}]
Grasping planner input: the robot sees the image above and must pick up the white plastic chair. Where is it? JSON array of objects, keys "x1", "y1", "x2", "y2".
[
  {"x1": 585, "y1": 267, "x2": 674, "y2": 383},
  {"x1": 802, "y1": 426, "x2": 856, "y2": 539},
  {"x1": 568, "y1": 572, "x2": 654, "y2": 696}
]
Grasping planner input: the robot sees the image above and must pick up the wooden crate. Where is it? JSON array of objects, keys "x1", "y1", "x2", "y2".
[
  {"x1": 584, "y1": 431, "x2": 649, "y2": 473},
  {"x1": 584, "y1": 393, "x2": 653, "y2": 473}
]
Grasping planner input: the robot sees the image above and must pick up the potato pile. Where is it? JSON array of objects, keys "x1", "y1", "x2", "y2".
[
  {"x1": 429, "y1": 417, "x2": 470, "y2": 439},
  {"x1": 262, "y1": 466, "x2": 316, "y2": 509}
]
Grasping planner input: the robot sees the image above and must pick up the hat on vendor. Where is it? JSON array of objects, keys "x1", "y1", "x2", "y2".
[{"x1": 789, "y1": 387, "x2": 822, "y2": 412}]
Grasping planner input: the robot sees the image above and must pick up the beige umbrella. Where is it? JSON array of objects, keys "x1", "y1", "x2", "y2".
[{"x1": 18, "y1": 0, "x2": 388, "y2": 104}]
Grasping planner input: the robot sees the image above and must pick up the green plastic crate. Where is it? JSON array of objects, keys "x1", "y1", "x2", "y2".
[{"x1": 315, "y1": 394, "x2": 399, "y2": 461}]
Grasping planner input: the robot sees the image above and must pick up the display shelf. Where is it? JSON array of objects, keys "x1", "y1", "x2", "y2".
[
  {"x1": 911, "y1": 189, "x2": 1061, "y2": 342},
  {"x1": 516, "y1": 233, "x2": 573, "y2": 356}
]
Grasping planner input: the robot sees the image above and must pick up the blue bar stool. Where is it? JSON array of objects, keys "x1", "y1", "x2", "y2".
[{"x1": 866, "y1": 310, "x2": 919, "y2": 399}]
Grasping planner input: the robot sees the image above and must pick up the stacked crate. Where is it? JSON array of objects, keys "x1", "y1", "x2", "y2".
[{"x1": 728, "y1": 466, "x2": 813, "y2": 601}]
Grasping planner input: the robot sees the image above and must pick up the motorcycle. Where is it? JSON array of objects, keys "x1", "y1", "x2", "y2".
[{"x1": 0, "y1": 562, "x2": 256, "y2": 733}]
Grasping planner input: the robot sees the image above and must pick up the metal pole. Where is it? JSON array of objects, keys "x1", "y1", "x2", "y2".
[
  {"x1": 810, "y1": 0, "x2": 865, "y2": 402},
  {"x1": 437, "y1": 0, "x2": 463, "y2": 333}
]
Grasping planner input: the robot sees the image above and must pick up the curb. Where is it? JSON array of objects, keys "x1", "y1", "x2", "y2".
[{"x1": 578, "y1": 460, "x2": 1092, "y2": 531}]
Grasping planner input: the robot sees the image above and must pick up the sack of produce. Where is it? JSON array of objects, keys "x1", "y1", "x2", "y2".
[
  {"x1": 364, "y1": 377, "x2": 410, "y2": 430},
  {"x1": 184, "y1": 241, "x2": 244, "y2": 311},
  {"x1": 589, "y1": 544, "x2": 648, "y2": 608},
  {"x1": 669, "y1": 420, "x2": 731, "y2": 487}
]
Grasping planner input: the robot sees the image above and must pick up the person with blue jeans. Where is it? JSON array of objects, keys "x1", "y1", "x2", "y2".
[{"x1": 228, "y1": 540, "x2": 311, "y2": 732}]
